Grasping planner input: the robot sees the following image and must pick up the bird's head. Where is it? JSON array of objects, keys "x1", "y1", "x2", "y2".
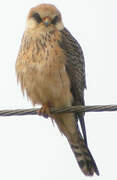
[{"x1": 26, "y1": 4, "x2": 64, "y2": 32}]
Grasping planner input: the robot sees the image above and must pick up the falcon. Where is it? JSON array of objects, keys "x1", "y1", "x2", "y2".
[{"x1": 16, "y1": 4, "x2": 99, "y2": 176}]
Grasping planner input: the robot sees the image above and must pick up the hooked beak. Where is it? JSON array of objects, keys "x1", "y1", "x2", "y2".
[{"x1": 43, "y1": 16, "x2": 51, "y2": 27}]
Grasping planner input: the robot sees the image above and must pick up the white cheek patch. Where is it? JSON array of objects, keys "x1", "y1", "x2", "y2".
[
  {"x1": 56, "y1": 21, "x2": 64, "y2": 30},
  {"x1": 26, "y1": 18, "x2": 37, "y2": 29}
]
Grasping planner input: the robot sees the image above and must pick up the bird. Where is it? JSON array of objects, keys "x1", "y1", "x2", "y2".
[{"x1": 16, "y1": 3, "x2": 99, "y2": 176}]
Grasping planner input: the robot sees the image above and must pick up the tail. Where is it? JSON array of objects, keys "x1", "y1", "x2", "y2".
[
  {"x1": 53, "y1": 113, "x2": 99, "y2": 176},
  {"x1": 70, "y1": 133, "x2": 99, "y2": 176}
]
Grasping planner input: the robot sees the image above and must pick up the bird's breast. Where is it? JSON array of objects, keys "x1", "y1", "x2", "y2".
[{"x1": 16, "y1": 30, "x2": 73, "y2": 107}]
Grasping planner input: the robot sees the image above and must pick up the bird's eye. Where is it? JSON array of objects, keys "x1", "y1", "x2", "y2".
[
  {"x1": 52, "y1": 15, "x2": 59, "y2": 25},
  {"x1": 32, "y1": 13, "x2": 42, "y2": 24}
]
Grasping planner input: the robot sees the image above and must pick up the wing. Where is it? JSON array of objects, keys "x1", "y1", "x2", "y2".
[{"x1": 59, "y1": 27, "x2": 87, "y2": 145}]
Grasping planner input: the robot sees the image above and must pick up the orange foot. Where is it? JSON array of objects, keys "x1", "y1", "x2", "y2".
[{"x1": 37, "y1": 104, "x2": 50, "y2": 118}]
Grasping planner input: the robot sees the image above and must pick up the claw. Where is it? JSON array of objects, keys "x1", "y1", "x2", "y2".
[{"x1": 37, "y1": 104, "x2": 50, "y2": 118}]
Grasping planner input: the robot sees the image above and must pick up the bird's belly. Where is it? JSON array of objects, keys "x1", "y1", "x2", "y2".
[{"x1": 24, "y1": 60, "x2": 73, "y2": 107}]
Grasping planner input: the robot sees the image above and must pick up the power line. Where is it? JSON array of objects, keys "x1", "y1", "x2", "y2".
[{"x1": 0, "y1": 104, "x2": 117, "y2": 117}]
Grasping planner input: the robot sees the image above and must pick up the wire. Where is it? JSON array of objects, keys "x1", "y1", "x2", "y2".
[{"x1": 0, "y1": 105, "x2": 117, "y2": 117}]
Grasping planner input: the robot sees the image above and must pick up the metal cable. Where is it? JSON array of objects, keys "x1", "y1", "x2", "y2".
[{"x1": 0, "y1": 105, "x2": 117, "y2": 117}]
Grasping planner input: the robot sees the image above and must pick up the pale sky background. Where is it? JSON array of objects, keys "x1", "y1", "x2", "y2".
[{"x1": 0, "y1": 0, "x2": 117, "y2": 179}]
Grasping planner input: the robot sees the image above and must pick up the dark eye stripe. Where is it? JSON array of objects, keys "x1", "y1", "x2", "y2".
[
  {"x1": 32, "y1": 13, "x2": 42, "y2": 24},
  {"x1": 52, "y1": 15, "x2": 59, "y2": 25}
]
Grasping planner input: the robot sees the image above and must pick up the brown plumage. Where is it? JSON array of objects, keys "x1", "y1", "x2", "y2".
[{"x1": 16, "y1": 4, "x2": 99, "y2": 176}]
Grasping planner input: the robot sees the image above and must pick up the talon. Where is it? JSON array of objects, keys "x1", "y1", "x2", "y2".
[{"x1": 37, "y1": 104, "x2": 50, "y2": 118}]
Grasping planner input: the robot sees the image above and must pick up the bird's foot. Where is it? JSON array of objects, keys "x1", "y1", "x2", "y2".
[{"x1": 37, "y1": 104, "x2": 50, "y2": 118}]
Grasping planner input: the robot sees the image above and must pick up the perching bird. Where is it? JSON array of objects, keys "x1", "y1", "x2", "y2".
[{"x1": 16, "y1": 4, "x2": 99, "y2": 176}]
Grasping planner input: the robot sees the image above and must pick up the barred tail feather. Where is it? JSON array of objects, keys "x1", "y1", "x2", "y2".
[
  {"x1": 70, "y1": 138, "x2": 99, "y2": 176},
  {"x1": 54, "y1": 113, "x2": 99, "y2": 176}
]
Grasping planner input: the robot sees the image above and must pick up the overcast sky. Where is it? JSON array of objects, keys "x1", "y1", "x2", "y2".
[{"x1": 0, "y1": 0, "x2": 117, "y2": 179}]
